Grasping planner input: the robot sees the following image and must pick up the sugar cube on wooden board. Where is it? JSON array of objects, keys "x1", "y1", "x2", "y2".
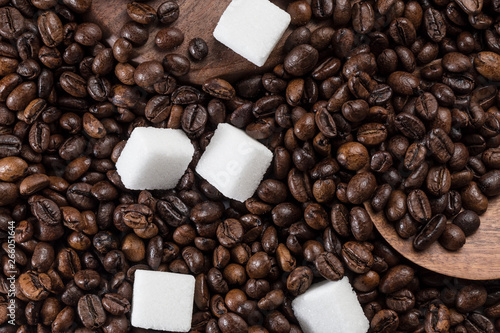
[
  {"x1": 213, "y1": 0, "x2": 291, "y2": 67},
  {"x1": 196, "y1": 123, "x2": 273, "y2": 202},
  {"x1": 292, "y1": 277, "x2": 370, "y2": 333},
  {"x1": 115, "y1": 127, "x2": 194, "y2": 190},
  {"x1": 131, "y1": 270, "x2": 196, "y2": 332}
]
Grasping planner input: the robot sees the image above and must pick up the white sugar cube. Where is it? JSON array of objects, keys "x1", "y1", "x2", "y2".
[
  {"x1": 195, "y1": 123, "x2": 273, "y2": 202},
  {"x1": 292, "y1": 277, "x2": 370, "y2": 333},
  {"x1": 131, "y1": 270, "x2": 195, "y2": 332},
  {"x1": 213, "y1": 0, "x2": 291, "y2": 67},
  {"x1": 115, "y1": 127, "x2": 194, "y2": 190}
]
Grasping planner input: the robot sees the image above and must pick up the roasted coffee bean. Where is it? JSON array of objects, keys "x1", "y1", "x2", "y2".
[
  {"x1": 407, "y1": 189, "x2": 431, "y2": 223},
  {"x1": 425, "y1": 303, "x2": 451, "y2": 333},
  {"x1": 127, "y1": 2, "x2": 156, "y2": 25},
  {"x1": 346, "y1": 172, "x2": 376, "y2": 205},
  {"x1": 120, "y1": 21, "x2": 148, "y2": 46},
  {"x1": 38, "y1": 11, "x2": 63, "y2": 48},
  {"x1": 157, "y1": 0, "x2": 180, "y2": 24},
  {"x1": 424, "y1": 8, "x2": 446, "y2": 42},
  {"x1": 75, "y1": 23, "x2": 102, "y2": 46},
  {"x1": 0, "y1": 7, "x2": 25, "y2": 39},
  {"x1": 395, "y1": 113, "x2": 425, "y2": 140},
  {"x1": 284, "y1": 44, "x2": 319, "y2": 77},
  {"x1": 414, "y1": 214, "x2": 447, "y2": 251},
  {"x1": 464, "y1": 313, "x2": 494, "y2": 333},
  {"x1": 286, "y1": 266, "x2": 313, "y2": 296},
  {"x1": 456, "y1": 284, "x2": 488, "y2": 313},
  {"x1": 453, "y1": 210, "x2": 480, "y2": 236},
  {"x1": 188, "y1": 38, "x2": 208, "y2": 60},
  {"x1": 342, "y1": 241, "x2": 373, "y2": 274},
  {"x1": 461, "y1": 181, "x2": 488, "y2": 215},
  {"x1": 371, "y1": 309, "x2": 399, "y2": 333},
  {"x1": 439, "y1": 224, "x2": 466, "y2": 251},
  {"x1": 156, "y1": 27, "x2": 184, "y2": 50},
  {"x1": 389, "y1": 17, "x2": 416, "y2": 46},
  {"x1": 77, "y1": 294, "x2": 106, "y2": 329}
]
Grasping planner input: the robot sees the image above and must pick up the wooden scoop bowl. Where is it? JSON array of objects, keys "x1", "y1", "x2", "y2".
[
  {"x1": 365, "y1": 197, "x2": 500, "y2": 280},
  {"x1": 85, "y1": 0, "x2": 325, "y2": 85}
]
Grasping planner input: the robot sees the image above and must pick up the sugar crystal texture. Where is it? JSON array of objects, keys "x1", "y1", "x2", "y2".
[
  {"x1": 131, "y1": 270, "x2": 195, "y2": 332},
  {"x1": 195, "y1": 123, "x2": 273, "y2": 202},
  {"x1": 115, "y1": 127, "x2": 194, "y2": 190},
  {"x1": 213, "y1": 0, "x2": 291, "y2": 67},
  {"x1": 292, "y1": 277, "x2": 370, "y2": 333}
]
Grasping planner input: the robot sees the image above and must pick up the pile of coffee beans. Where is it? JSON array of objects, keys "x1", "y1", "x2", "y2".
[{"x1": 1, "y1": 0, "x2": 500, "y2": 332}]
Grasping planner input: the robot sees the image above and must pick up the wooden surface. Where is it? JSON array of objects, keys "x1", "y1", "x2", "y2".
[
  {"x1": 365, "y1": 197, "x2": 500, "y2": 280},
  {"x1": 85, "y1": 0, "x2": 325, "y2": 85}
]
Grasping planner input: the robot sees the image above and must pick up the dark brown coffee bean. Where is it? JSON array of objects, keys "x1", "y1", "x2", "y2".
[
  {"x1": 379, "y1": 265, "x2": 415, "y2": 294},
  {"x1": 287, "y1": 266, "x2": 313, "y2": 296},
  {"x1": 37, "y1": 11, "x2": 63, "y2": 48},
  {"x1": 426, "y1": 165, "x2": 451, "y2": 196},
  {"x1": 75, "y1": 23, "x2": 102, "y2": 46},
  {"x1": 77, "y1": 294, "x2": 106, "y2": 329},
  {"x1": 425, "y1": 303, "x2": 451, "y2": 333},
  {"x1": 439, "y1": 224, "x2": 466, "y2": 251},
  {"x1": 155, "y1": 27, "x2": 184, "y2": 50},
  {"x1": 371, "y1": 309, "x2": 399, "y2": 333},
  {"x1": 217, "y1": 219, "x2": 243, "y2": 248},
  {"x1": 60, "y1": 71, "x2": 87, "y2": 98},
  {"x1": 424, "y1": 8, "x2": 446, "y2": 42},
  {"x1": 203, "y1": 78, "x2": 235, "y2": 100},
  {"x1": 350, "y1": 207, "x2": 373, "y2": 241},
  {"x1": 218, "y1": 313, "x2": 248, "y2": 333},
  {"x1": 188, "y1": 38, "x2": 208, "y2": 61},
  {"x1": 465, "y1": 313, "x2": 495, "y2": 333},
  {"x1": 461, "y1": 181, "x2": 488, "y2": 215},
  {"x1": 0, "y1": 7, "x2": 25, "y2": 39},
  {"x1": 346, "y1": 172, "x2": 376, "y2": 204},
  {"x1": 342, "y1": 241, "x2": 373, "y2": 274},
  {"x1": 127, "y1": 2, "x2": 156, "y2": 25},
  {"x1": 395, "y1": 113, "x2": 425, "y2": 140},
  {"x1": 388, "y1": 72, "x2": 419, "y2": 95},
  {"x1": 389, "y1": 17, "x2": 416, "y2": 46},
  {"x1": 407, "y1": 189, "x2": 432, "y2": 224},
  {"x1": 284, "y1": 44, "x2": 319, "y2": 77},
  {"x1": 352, "y1": 1, "x2": 375, "y2": 34},
  {"x1": 120, "y1": 21, "x2": 148, "y2": 46},
  {"x1": 414, "y1": 214, "x2": 447, "y2": 251},
  {"x1": 157, "y1": 0, "x2": 180, "y2": 24},
  {"x1": 453, "y1": 210, "x2": 480, "y2": 236}
]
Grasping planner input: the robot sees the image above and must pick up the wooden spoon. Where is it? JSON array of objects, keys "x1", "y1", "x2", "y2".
[
  {"x1": 364, "y1": 197, "x2": 500, "y2": 280},
  {"x1": 85, "y1": 0, "x2": 325, "y2": 85}
]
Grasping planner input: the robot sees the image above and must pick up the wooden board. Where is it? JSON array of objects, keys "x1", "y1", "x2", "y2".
[
  {"x1": 365, "y1": 197, "x2": 500, "y2": 280},
  {"x1": 85, "y1": 0, "x2": 325, "y2": 85}
]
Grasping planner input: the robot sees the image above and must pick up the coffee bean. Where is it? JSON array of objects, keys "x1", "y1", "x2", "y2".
[
  {"x1": 0, "y1": 7, "x2": 25, "y2": 39},
  {"x1": 346, "y1": 172, "x2": 376, "y2": 205},
  {"x1": 77, "y1": 294, "x2": 106, "y2": 329},
  {"x1": 284, "y1": 44, "x2": 319, "y2": 77},
  {"x1": 453, "y1": 210, "x2": 480, "y2": 236},
  {"x1": 155, "y1": 27, "x2": 184, "y2": 50},
  {"x1": 424, "y1": 8, "x2": 446, "y2": 42},
  {"x1": 371, "y1": 309, "x2": 399, "y2": 333},
  {"x1": 37, "y1": 11, "x2": 63, "y2": 48},
  {"x1": 414, "y1": 214, "x2": 447, "y2": 251},
  {"x1": 425, "y1": 303, "x2": 451, "y2": 333},
  {"x1": 287, "y1": 266, "x2": 313, "y2": 296},
  {"x1": 188, "y1": 38, "x2": 208, "y2": 60},
  {"x1": 127, "y1": 2, "x2": 156, "y2": 25},
  {"x1": 342, "y1": 241, "x2": 373, "y2": 274},
  {"x1": 157, "y1": 0, "x2": 180, "y2": 24}
]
